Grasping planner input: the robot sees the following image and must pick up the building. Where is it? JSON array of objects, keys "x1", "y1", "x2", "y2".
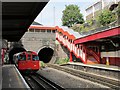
[{"x1": 85, "y1": 0, "x2": 120, "y2": 21}]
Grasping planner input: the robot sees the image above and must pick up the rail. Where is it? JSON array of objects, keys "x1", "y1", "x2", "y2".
[
  {"x1": 47, "y1": 64, "x2": 120, "y2": 89},
  {"x1": 23, "y1": 73, "x2": 64, "y2": 90}
]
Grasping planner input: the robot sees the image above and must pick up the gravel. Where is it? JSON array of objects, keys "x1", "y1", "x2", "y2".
[{"x1": 37, "y1": 67, "x2": 110, "y2": 89}]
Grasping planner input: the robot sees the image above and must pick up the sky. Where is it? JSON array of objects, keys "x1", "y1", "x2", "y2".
[{"x1": 34, "y1": 0, "x2": 100, "y2": 26}]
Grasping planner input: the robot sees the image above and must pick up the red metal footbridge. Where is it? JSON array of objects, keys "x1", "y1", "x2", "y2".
[{"x1": 56, "y1": 26, "x2": 120, "y2": 65}]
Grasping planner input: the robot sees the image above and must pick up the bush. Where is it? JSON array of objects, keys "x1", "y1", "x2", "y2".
[
  {"x1": 40, "y1": 61, "x2": 46, "y2": 68},
  {"x1": 56, "y1": 57, "x2": 69, "y2": 65},
  {"x1": 98, "y1": 10, "x2": 116, "y2": 26}
]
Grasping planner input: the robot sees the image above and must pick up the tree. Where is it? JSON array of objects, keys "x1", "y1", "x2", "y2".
[
  {"x1": 117, "y1": 2, "x2": 120, "y2": 24},
  {"x1": 98, "y1": 10, "x2": 116, "y2": 26},
  {"x1": 62, "y1": 4, "x2": 84, "y2": 27}
]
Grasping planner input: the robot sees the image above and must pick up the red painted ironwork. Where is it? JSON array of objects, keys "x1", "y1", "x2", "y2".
[{"x1": 74, "y1": 27, "x2": 120, "y2": 44}]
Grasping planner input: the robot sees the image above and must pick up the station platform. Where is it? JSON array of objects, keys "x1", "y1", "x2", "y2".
[
  {"x1": 2, "y1": 65, "x2": 30, "y2": 89},
  {"x1": 68, "y1": 62, "x2": 120, "y2": 71},
  {"x1": 62, "y1": 62, "x2": 120, "y2": 80}
]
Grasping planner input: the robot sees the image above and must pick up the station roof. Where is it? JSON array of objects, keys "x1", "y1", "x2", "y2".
[
  {"x1": 2, "y1": 1, "x2": 49, "y2": 41},
  {"x1": 74, "y1": 26, "x2": 120, "y2": 44}
]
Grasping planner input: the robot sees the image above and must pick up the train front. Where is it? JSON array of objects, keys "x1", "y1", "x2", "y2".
[{"x1": 15, "y1": 51, "x2": 40, "y2": 73}]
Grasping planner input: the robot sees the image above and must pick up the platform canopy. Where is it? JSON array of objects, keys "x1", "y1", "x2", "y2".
[{"x1": 2, "y1": 1, "x2": 49, "y2": 41}]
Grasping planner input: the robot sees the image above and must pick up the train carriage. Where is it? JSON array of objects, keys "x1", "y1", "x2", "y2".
[{"x1": 13, "y1": 51, "x2": 40, "y2": 73}]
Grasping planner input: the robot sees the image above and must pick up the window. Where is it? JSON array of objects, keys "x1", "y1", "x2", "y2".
[
  {"x1": 52, "y1": 30, "x2": 56, "y2": 33},
  {"x1": 94, "y1": 2, "x2": 102, "y2": 11},
  {"x1": 19, "y1": 54, "x2": 26, "y2": 60},
  {"x1": 29, "y1": 29, "x2": 34, "y2": 32},
  {"x1": 28, "y1": 55, "x2": 31, "y2": 60},
  {"x1": 86, "y1": 6, "x2": 93, "y2": 16},
  {"x1": 32, "y1": 55, "x2": 39, "y2": 61},
  {"x1": 35, "y1": 29, "x2": 40, "y2": 32},
  {"x1": 47, "y1": 30, "x2": 51, "y2": 33},
  {"x1": 41, "y1": 30, "x2": 45, "y2": 32}
]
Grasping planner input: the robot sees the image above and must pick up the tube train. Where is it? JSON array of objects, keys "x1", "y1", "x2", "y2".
[{"x1": 13, "y1": 51, "x2": 40, "y2": 73}]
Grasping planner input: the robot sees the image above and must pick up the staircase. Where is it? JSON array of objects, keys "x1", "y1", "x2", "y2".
[{"x1": 56, "y1": 26, "x2": 100, "y2": 64}]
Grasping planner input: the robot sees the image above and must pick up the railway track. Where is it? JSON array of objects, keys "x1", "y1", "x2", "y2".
[
  {"x1": 47, "y1": 64, "x2": 120, "y2": 89},
  {"x1": 23, "y1": 73, "x2": 64, "y2": 90}
]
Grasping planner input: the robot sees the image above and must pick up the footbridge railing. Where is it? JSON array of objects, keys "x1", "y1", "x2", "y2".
[
  {"x1": 55, "y1": 26, "x2": 100, "y2": 64},
  {"x1": 56, "y1": 32, "x2": 86, "y2": 63}
]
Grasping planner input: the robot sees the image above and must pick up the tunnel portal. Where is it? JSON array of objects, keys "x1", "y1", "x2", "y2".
[
  {"x1": 38, "y1": 47, "x2": 54, "y2": 63},
  {"x1": 9, "y1": 48, "x2": 26, "y2": 64}
]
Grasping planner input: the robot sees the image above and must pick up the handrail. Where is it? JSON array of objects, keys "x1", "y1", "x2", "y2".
[
  {"x1": 56, "y1": 32, "x2": 86, "y2": 63},
  {"x1": 56, "y1": 32, "x2": 101, "y2": 63}
]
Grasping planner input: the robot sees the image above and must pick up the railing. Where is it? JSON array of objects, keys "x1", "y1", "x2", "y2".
[
  {"x1": 56, "y1": 32, "x2": 86, "y2": 63},
  {"x1": 56, "y1": 32, "x2": 101, "y2": 63}
]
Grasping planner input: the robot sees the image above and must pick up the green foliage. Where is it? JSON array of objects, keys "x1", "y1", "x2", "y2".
[
  {"x1": 71, "y1": 24, "x2": 85, "y2": 32},
  {"x1": 117, "y1": 2, "x2": 120, "y2": 16},
  {"x1": 62, "y1": 4, "x2": 84, "y2": 27},
  {"x1": 71, "y1": 25, "x2": 79, "y2": 32},
  {"x1": 117, "y1": 2, "x2": 120, "y2": 25},
  {"x1": 71, "y1": 8, "x2": 118, "y2": 33},
  {"x1": 79, "y1": 25, "x2": 84, "y2": 31},
  {"x1": 98, "y1": 10, "x2": 116, "y2": 26},
  {"x1": 40, "y1": 61, "x2": 46, "y2": 68},
  {"x1": 86, "y1": 19, "x2": 93, "y2": 26},
  {"x1": 56, "y1": 57, "x2": 69, "y2": 65}
]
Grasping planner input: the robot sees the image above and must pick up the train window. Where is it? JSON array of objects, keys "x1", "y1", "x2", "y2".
[
  {"x1": 32, "y1": 55, "x2": 39, "y2": 61},
  {"x1": 28, "y1": 55, "x2": 31, "y2": 60},
  {"x1": 20, "y1": 55, "x2": 26, "y2": 60},
  {"x1": 17, "y1": 55, "x2": 20, "y2": 60}
]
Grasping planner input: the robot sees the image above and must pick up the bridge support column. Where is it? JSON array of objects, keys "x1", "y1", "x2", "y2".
[{"x1": 70, "y1": 52, "x2": 73, "y2": 62}]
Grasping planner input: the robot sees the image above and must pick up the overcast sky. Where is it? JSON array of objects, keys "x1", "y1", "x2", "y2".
[{"x1": 34, "y1": 0, "x2": 100, "y2": 26}]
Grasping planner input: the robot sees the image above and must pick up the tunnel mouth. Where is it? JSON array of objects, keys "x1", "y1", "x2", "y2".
[
  {"x1": 9, "y1": 47, "x2": 26, "y2": 64},
  {"x1": 38, "y1": 47, "x2": 54, "y2": 63}
]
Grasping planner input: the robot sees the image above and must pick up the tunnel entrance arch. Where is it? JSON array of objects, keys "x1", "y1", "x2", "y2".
[
  {"x1": 9, "y1": 47, "x2": 26, "y2": 64},
  {"x1": 37, "y1": 46, "x2": 54, "y2": 63}
]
